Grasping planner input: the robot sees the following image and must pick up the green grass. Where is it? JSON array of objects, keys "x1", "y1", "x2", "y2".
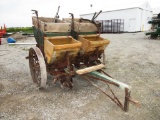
[{"x1": 6, "y1": 27, "x2": 33, "y2": 33}]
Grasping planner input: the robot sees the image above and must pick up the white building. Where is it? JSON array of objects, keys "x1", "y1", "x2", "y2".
[
  {"x1": 80, "y1": 1, "x2": 153, "y2": 32},
  {"x1": 153, "y1": 7, "x2": 160, "y2": 15}
]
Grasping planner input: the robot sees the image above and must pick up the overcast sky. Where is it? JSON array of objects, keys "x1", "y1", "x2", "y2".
[{"x1": 0, "y1": 0, "x2": 159, "y2": 27}]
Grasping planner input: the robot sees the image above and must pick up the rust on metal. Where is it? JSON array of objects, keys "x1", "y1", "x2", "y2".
[
  {"x1": 83, "y1": 75, "x2": 124, "y2": 111},
  {"x1": 29, "y1": 47, "x2": 47, "y2": 88},
  {"x1": 81, "y1": 71, "x2": 140, "y2": 112},
  {"x1": 128, "y1": 97, "x2": 141, "y2": 107},
  {"x1": 124, "y1": 88, "x2": 130, "y2": 112}
]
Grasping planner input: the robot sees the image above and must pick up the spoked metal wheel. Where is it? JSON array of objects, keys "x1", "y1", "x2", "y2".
[{"x1": 29, "y1": 47, "x2": 47, "y2": 88}]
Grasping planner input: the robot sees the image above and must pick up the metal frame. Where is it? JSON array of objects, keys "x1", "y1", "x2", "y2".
[{"x1": 76, "y1": 68, "x2": 140, "y2": 112}]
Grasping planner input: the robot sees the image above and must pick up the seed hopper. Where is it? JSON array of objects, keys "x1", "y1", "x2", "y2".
[{"x1": 28, "y1": 9, "x2": 140, "y2": 112}]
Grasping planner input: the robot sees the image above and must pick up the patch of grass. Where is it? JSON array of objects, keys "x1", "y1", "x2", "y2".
[{"x1": 6, "y1": 27, "x2": 33, "y2": 34}]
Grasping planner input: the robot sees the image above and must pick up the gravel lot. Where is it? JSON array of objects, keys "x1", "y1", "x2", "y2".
[{"x1": 0, "y1": 32, "x2": 160, "y2": 120}]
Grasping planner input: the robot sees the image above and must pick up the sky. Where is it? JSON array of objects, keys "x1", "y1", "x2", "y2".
[{"x1": 0, "y1": 0, "x2": 159, "y2": 27}]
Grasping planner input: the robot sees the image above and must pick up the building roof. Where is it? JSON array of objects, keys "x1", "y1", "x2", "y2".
[
  {"x1": 80, "y1": 1, "x2": 152, "y2": 16},
  {"x1": 153, "y1": 7, "x2": 160, "y2": 14}
]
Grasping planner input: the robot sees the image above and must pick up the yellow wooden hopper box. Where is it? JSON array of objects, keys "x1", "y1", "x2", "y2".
[
  {"x1": 78, "y1": 34, "x2": 110, "y2": 56},
  {"x1": 44, "y1": 36, "x2": 82, "y2": 64}
]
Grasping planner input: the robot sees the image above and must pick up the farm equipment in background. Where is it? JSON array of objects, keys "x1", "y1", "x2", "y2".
[
  {"x1": 146, "y1": 13, "x2": 160, "y2": 39},
  {"x1": 0, "y1": 24, "x2": 6, "y2": 45},
  {"x1": 28, "y1": 8, "x2": 140, "y2": 112},
  {"x1": 0, "y1": 24, "x2": 6, "y2": 37}
]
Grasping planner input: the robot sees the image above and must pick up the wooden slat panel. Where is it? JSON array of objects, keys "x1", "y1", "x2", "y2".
[
  {"x1": 32, "y1": 16, "x2": 71, "y2": 32},
  {"x1": 45, "y1": 23, "x2": 71, "y2": 32},
  {"x1": 74, "y1": 22, "x2": 98, "y2": 32},
  {"x1": 44, "y1": 39, "x2": 54, "y2": 63}
]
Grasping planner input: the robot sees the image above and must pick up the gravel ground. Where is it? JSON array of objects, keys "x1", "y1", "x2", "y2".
[{"x1": 0, "y1": 32, "x2": 160, "y2": 120}]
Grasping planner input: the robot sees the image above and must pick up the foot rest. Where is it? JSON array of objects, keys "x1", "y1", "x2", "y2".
[{"x1": 76, "y1": 64, "x2": 105, "y2": 75}]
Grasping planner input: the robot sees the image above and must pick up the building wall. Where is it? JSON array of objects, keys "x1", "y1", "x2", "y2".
[
  {"x1": 141, "y1": 9, "x2": 152, "y2": 31},
  {"x1": 80, "y1": 7, "x2": 152, "y2": 32}
]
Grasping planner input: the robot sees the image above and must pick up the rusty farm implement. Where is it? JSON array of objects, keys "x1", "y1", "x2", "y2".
[{"x1": 28, "y1": 9, "x2": 140, "y2": 112}]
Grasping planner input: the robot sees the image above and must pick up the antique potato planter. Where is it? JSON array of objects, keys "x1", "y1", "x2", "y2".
[{"x1": 28, "y1": 9, "x2": 139, "y2": 112}]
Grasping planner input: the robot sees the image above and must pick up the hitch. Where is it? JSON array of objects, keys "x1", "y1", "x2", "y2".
[{"x1": 76, "y1": 67, "x2": 140, "y2": 112}]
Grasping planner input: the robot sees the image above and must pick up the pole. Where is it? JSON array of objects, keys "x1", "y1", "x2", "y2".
[{"x1": 0, "y1": 38, "x2": 1, "y2": 45}]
